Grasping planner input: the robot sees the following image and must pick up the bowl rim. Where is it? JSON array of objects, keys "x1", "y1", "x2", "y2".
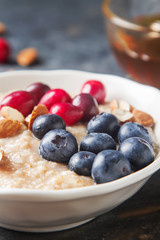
[
  {"x1": 102, "y1": 0, "x2": 155, "y2": 32},
  {"x1": 0, "y1": 69, "x2": 159, "y2": 202}
]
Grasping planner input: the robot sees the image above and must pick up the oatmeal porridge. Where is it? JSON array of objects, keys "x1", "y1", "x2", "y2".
[
  {"x1": 0, "y1": 124, "x2": 95, "y2": 190},
  {"x1": 0, "y1": 102, "x2": 110, "y2": 190},
  {"x1": 0, "y1": 80, "x2": 157, "y2": 190}
]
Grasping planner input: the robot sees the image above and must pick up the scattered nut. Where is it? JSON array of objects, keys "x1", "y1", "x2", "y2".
[
  {"x1": 24, "y1": 114, "x2": 31, "y2": 127},
  {"x1": 28, "y1": 105, "x2": 48, "y2": 130},
  {"x1": 112, "y1": 109, "x2": 133, "y2": 123},
  {"x1": 110, "y1": 99, "x2": 131, "y2": 112},
  {"x1": 110, "y1": 99, "x2": 154, "y2": 126},
  {"x1": 119, "y1": 99, "x2": 130, "y2": 112},
  {"x1": 16, "y1": 47, "x2": 38, "y2": 66},
  {"x1": 132, "y1": 109, "x2": 154, "y2": 126},
  {"x1": 0, "y1": 118, "x2": 22, "y2": 138},
  {"x1": 110, "y1": 99, "x2": 118, "y2": 112},
  {"x1": 0, "y1": 149, "x2": 4, "y2": 161},
  {"x1": 1, "y1": 106, "x2": 24, "y2": 123},
  {"x1": 0, "y1": 22, "x2": 6, "y2": 34}
]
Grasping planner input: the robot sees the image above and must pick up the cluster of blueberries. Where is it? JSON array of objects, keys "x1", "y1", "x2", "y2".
[{"x1": 32, "y1": 112, "x2": 155, "y2": 184}]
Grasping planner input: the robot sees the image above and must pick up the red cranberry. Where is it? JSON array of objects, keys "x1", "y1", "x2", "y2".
[
  {"x1": 26, "y1": 82, "x2": 50, "y2": 104},
  {"x1": 39, "y1": 89, "x2": 71, "y2": 110},
  {"x1": 0, "y1": 91, "x2": 36, "y2": 117},
  {"x1": 50, "y1": 102, "x2": 84, "y2": 126},
  {"x1": 71, "y1": 93, "x2": 99, "y2": 122},
  {"x1": 0, "y1": 38, "x2": 10, "y2": 63},
  {"x1": 81, "y1": 80, "x2": 106, "y2": 104}
]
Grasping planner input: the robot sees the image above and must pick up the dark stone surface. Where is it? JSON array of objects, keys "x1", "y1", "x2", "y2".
[
  {"x1": 0, "y1": 0, "x2": 124, "y2": 75},
  {"x1": 0, "y1": 0, "x2": 159, "y2": 239}
]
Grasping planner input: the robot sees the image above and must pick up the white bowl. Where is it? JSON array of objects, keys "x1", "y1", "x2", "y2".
[{"x1": 0, "y1": 70, "x2": 159, "y2": 233}]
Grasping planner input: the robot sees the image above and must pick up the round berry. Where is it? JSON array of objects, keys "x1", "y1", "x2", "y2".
[
  {"x1": 0, "y1": 90, "x2": 35, "y2": 117},
  {"x1": 80, "y1": 133, "x2": 116, "y2": 154},
  {"x1": 26, "y1": 82, "x2": 50, "y2": 104},
  {"x1": 39, "y1": 89, "x2": 71, "y2": 110},
  {"x1": 68, "y1": 151, "x2": 96, "y2": 176},
  {"x1": 39, "y1": 129, "x2": 78, "y2": 163},
  {"x1": 0, "y1": 38, "x2": 10, "y2": 63},
  {"x1": 91, "y1": 150, "x2": 131, "y2": 184},
  {"x1": 118, "y1": 122, "x2": 152, "y2": 145},
  {"x1": 50, "y1": 102, "x2": 84, "y2": 126},
  {"x1": 81, "y1": 80, "x2": 106, "y2": 104},
  {"x1": 119, "y1": 137, "x2": 155, "y2": 170},
  {"x1": 71, "y1": 93, "x2": 99, "y2": 121},
  {"x1": 87, "y1": 112, "x2": 120, "y2": 139},
  {"x1": 32, "y1": 114, "x2": 66, "y2": 139}
]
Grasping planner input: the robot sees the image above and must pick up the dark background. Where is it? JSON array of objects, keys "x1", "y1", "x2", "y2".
[
  {"x1": 0, "y1": 0, "x2": 124, "y2": 75},
  {"x1": 0, "y1": 0, "x2": 160, "y2": 239}
]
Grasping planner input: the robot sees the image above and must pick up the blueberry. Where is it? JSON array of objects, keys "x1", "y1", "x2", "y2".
[
  {"x1": 80, "y1": 133, "x2": 116, "y2": 154},
  {"x1": 91, "y1": 150, "x2": 131, "y2": 184},
  {"x1": 32, "y1": 114, "x2": 66, "y2": 139},
  {"x1": 39, "y1": 129, "x2": 78, "y2": 163},
  {"x1": 118, "y1": 122, "x2": 152, "y2": 145},
  {"x1": 68, "y1": 151, "x2": 96, "y2": 176},
  {"x1": 118, "y1": 137, "x2": 155, "y2": 170},
  {"x1": 87, "y1": 113, "x2": 120, "y2": 139}
]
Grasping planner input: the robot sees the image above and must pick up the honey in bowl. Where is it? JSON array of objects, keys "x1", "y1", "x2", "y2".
[{"x1": 107, "y1": 14, "x2": 160, "y2": 88}]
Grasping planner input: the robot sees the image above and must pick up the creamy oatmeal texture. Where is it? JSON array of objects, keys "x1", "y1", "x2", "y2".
[{"x1": 0, "y1": 124, "x2": 94, "y2": 190}]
